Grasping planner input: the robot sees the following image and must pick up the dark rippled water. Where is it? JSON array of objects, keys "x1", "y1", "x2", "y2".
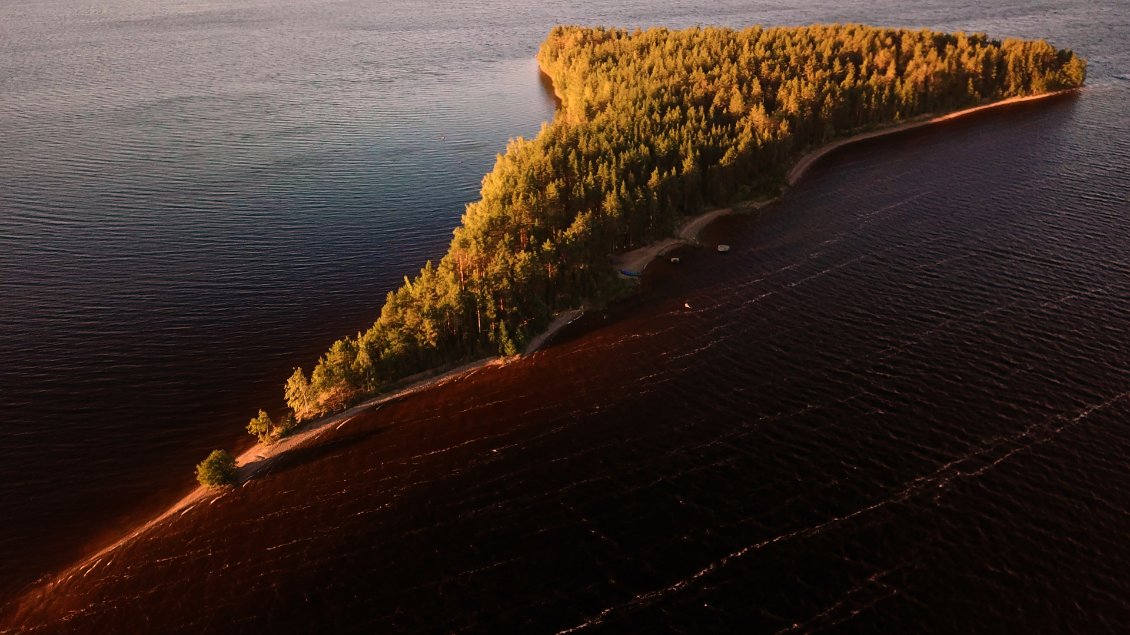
[{"x1": 2, "y1": 0, "x2": 1128, "y2": 629}]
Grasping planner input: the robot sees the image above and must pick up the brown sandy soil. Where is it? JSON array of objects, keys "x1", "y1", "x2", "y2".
[
  {"x1": 611, "y1": 237, "x2": 684, "y2": 276},
  {"x1": 611, "y1": 205, "x2": 758, "y2": 277},
  {"x1": 524, "y1": 308, "x2": 585, "y2": 354}
]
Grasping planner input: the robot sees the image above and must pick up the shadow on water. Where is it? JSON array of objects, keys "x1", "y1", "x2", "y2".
[
  {"x1": 792, "y1": 89, "x2": 1084, "y2": 192},
  {"x1": 251, "y1": 424, "x2": 391, "y2": 482},
  {"x1": 537, "y1": 68, "x2": 563, "y2": 110}
]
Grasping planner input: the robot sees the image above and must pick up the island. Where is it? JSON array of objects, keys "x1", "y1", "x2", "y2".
[{"x1": 211, "y1": 24, "x2": 1086, "y2": 476}]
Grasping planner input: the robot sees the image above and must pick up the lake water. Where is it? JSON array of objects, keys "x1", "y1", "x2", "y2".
[{"x1": 1, "y1": 0, "x2": 1128, "y2": 629}]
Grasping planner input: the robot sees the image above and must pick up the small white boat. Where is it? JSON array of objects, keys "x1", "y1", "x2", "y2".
[
  {"x1": 670, "y1": 257, "x2": 680, "y2": 264},
  {"x1": 717, "y1": 244, "x2": 731, "y2": 253}
]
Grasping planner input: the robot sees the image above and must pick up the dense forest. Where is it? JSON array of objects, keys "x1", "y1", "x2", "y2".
[{"x1": 235, "y1": 24, "x2": 1084, "y2": 445}]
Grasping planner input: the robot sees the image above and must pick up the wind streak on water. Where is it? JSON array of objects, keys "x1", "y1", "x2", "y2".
[{"x1": 558, "y1": 390, "x2": 1130, "y2": 633}]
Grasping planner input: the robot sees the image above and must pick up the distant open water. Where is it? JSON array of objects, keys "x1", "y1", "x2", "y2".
[{"x1": 1, "y1": 0, "x2": 1128, "y2": 628}]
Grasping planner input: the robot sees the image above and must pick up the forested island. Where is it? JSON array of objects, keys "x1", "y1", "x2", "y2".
[{"x1": 204, "y1": 24, "x2": 1084, "y2": 477}]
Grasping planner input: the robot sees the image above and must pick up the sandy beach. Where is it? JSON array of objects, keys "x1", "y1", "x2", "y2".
[
  {"x1": 524, "y1": 308, "x2": 585, "y2": 354},
  {"x1": 47, "y1": 354, "x2": 509, "y2": 586}
]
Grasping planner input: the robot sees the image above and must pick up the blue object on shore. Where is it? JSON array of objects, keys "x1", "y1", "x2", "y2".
[{"x1": 620, "y1": 269, "x2": 642, "y2": 277}]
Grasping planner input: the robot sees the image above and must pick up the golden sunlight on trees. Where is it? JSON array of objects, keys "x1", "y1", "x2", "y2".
[
  {"x1": 195, "y1": 450, "x2": 237, "y2": 488},
  {"x1": 246, "y1": 24, "x2": 1083, "y2": 433}
]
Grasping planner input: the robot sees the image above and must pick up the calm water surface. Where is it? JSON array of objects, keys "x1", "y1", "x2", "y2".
[{"x1": 1, "y1": 0, "x2": 1128, "y2": 628}]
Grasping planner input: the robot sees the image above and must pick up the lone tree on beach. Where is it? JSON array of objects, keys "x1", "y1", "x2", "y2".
[
  {"x1": 247, "y1": 409, "x2": 272, "y2": 444},
  {"x1": 195, "y1": 449, "x2": 237, "y2": 487},
  {"x1": 275, "y1": 411, "x2": 298, "y2": 438}
]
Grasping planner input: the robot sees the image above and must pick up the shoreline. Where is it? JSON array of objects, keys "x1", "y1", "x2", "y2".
[
  {"x1": 612, "y1": 88, "x2": 1078, "y2": 277},
  {"x1": 785, "y1": 88, "x2": 1078, "y2": 187},
  {"x1": 21, "y1": 87, "x2": 1078, "y2": 602},
  {"x1": 524, "y1": 308, "x2": 585, "y2": 354},
  {"x1": 28, "y1": 308, "x2": 588, "y2": 591},
  {"x1": 34, "y1": 356, "x2": 508, "y2": 595}
]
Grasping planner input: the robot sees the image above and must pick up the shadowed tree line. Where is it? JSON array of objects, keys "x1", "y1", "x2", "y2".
[{"x1": 214, "y1": 24, "x2": 1083, "y2": 462}]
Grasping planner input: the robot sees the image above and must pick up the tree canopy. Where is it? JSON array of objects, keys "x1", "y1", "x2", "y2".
[
  {"x1": 195, "y1": 450, "x2": 238, "y2": 487},
  {"x1": 247, "y1": 409, "x2": 272, "y2": 444}
]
